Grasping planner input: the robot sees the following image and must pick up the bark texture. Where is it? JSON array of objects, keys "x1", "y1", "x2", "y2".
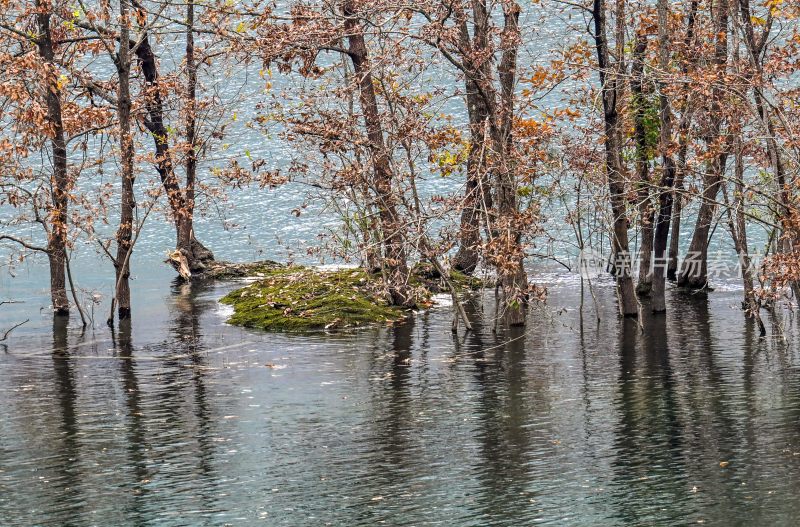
[
  {"x1": 36, "y1": 2, "x2": 70, "y2": 316},
  {"x1": 451, "y1": 2, "x2": 494, "y2": 275},
  {"x1": 678, "y1": 0, "x2": 729, "y2": 290},
  {"x1": 113, "y1": 0, "x2": 134, "y2": 320},
  {"x1": 343, "y1": 0, "x2": 412, "y2": 306},
  {"x1": 593, "y1": 0, "x2": 638, "y2": 317},
  {"x1": 133, "y1": 1, "x2": 213, "y2": 275},
  {"x1": 631, "y1": 33, "x2": 653, "y2": 297},
  {"x1": 494, "y1": 3, "x2": 527, "y2": 327},
  {"x1": 651, "y1": 0, "x2": 677, "y2": 313}
]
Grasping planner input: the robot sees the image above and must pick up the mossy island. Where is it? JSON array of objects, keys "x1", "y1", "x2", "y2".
[{"x1": 214, "y1": 262, "x2": 483, "y2": 332}]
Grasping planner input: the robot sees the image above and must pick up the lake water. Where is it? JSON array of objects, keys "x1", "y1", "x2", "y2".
[{"x1": 2, "y1": 270, "x2": 800, "y2": 526}]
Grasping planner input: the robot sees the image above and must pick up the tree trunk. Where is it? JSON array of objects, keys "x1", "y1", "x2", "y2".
[
  {"x1": 667, "y1": 0, "x2": 698, "y2": 282},
  {"x1": 667, "y1": 142, "x2": 686, "y2": 281},
  {"x1": 132, "y1": 1, "x2": 213, "y2": 275},
  {"x1": 593, "y1": 0, "x2": 638, "y2": 317},
  {"x1": 725, "y1": 139, "x2": 757, "y2": 312},
  {"x1": 451, "y1": 6, "x2": 494, "y2": 275},
  {"x1": 494, "y1": 2, "x2": 527, "y2": 327},
  {"x1": 651, "y1": 0, "x2": 677, "y2": 313},
  {"x1": 677, "y1": 152, "x2": 728, "y2": 289},
  {"x1": 451, "y1": 157, "x2": 482, "y2": 275},
  {"x1": 678, "y1": 0, "x2": 729, "y2": 290},
  {"x1": 35, "y1": 2, "x2": 69, "y2": 316},
  {"x1": 186, "y1": 0, "x2": 198, "y2": 223},
  {"x1": 452, "y1": 75, "x2": 492, "y2": 275},
  {"x1": 631, "y1": 33, "x2": 653, "y2": 297},
  {"x1": 342, "y1": 1, "x2": 412, "y2": 306},
  {"x1": 114, "y1": 0, "x2": 135, "y2": 320},
  {"x1": 443, "y1": 1, "x2": 526, "y2": 325},
  {"x1": 178, "y1": 0, "x2": 215, "y2": 273}
]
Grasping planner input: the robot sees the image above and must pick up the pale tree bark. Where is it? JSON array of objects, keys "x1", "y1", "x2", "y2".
[
  {"x1": 593, "y1": 0, "x2": 638, "y2": 317},
  {"x1": 342, "y1": 0, "x2": 412, "y2": 306},
  {"x1": 35, "y1": 0, "x2": 70, "y2": 316}
]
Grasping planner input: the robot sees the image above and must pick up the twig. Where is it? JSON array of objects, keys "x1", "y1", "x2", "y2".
[
  {"x1": 1, "y1": 319, "x2": 29, "y2": 341},
  {"x1": 66, "y1": 251, "x2": 88, "y2": 328}
]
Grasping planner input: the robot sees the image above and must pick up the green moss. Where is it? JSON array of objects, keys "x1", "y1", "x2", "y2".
[
  {"x1": 448, "y1": 269, "x2": 484, "y2": 292},
  {"x1": 220, "y1": 266, "x2": 407, "y2": 331},
  {"x1": 219, "y1": 262, "x2": 487, "y2": 333},
  {"x1": 409, "y1": 262, "x2": 484, "y2": 293},
  {"x1": 202, "y1": 260, "x2": 283, "y2": 280}
]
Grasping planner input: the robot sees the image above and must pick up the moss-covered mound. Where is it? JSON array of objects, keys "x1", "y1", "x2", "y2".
[
  {"x1": 202, "y1": 260, "x2": 283, "y2": 280},
  {"x1": 220, "y1": 266, "x2": 407, "y2": 331}
]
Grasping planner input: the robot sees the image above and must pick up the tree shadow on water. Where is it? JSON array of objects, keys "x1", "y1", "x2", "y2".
[
  {"x1": 112, "y1": 318, "x2": 149, "y2": 527},
  {"x1": 49, "y1": 315, "x2": 83, "y2": 527},
  {"x1": 133, "y1": 279, "x2": 223, "y2": 519}
]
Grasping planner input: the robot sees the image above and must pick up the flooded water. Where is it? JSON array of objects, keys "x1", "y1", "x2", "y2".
[{"x1": 2, "y1": 272, "x2": 800, "y2": 526}]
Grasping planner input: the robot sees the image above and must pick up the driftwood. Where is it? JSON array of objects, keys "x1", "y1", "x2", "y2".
[{"x1": 166, "y1": 250, "x2": 192, "y2": 280}]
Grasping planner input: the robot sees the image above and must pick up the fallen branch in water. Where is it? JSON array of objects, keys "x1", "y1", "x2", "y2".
[
  {"x1": 1, "y1": 300, "x2": 28, "y2": 341},
  {"x1": 1, "y1": 319, "x2": 29, "y2": 341}
]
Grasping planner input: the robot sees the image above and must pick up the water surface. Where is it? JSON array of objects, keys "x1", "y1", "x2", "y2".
[{"x1": 2, "y1": 275, "x2": 800, "y2": 526}]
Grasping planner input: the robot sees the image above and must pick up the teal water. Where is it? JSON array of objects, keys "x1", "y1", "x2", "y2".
[{"x1": 2, "y1": 274, "x2": 800, "y2": 526}]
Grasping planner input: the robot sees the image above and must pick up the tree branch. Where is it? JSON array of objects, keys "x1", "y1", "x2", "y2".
[{"x1": 0, "y1": 235, "x2": 49, "y2": 253}]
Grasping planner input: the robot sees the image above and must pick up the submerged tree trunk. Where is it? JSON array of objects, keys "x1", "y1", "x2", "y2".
[
  {"x1": 725, "y1": 139, "x2": 758, "y2": 312},
  {"x1": 186, "y1": 0, "x2": 197, "y2": 216},
  {"x1": 181, "y1": 0, "x2": 213, "y2": 273},
  {"x1": 452, "y1": 74, "x2": 489, "y2": 271},
  {"x1": 651, "y1": 0, "x2": 677, "y2": 313},
  {"x1": 113, "y1": 0, "x2": 135, "y2": 320},
  {"x1": 451, "y1": 144, "x2": 483, "y2": 275},
  {"x1": 452, "y1": 5, "x2": 494, "y2": 275},
  {"x1": 132, "y1": 1, "x2": 213, "y2": 276},
  {"x1": 593, "y1": 0, "x2": 638, "y2": 317},
  {"x1": 438, "y1": 1, "x2": 527, "y2": 325},
  {"x1": 667, "y1": 142, "x2": 687, "y2": 281},
  {"x1": 35, "y1": 2, "x2": 69, "y2": 316},
  {"x1": 494, "y1": 2, "x2": 527, "y2": 327},
  {"x1": 342, "y1": 0, "x2": 412, "y2": 306},
  {"x1": 678, "y1": 0, "x2": 729, "y2": 290},
  {"x1": 677, "y1": 151, "x2": 728, "y2": 290},
  {"x1": 667, "y1": 0, "x2": 698, "y2": 282},
  {"x1": 631, "y1": 33, "x2": 653, "y2": 297}
]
